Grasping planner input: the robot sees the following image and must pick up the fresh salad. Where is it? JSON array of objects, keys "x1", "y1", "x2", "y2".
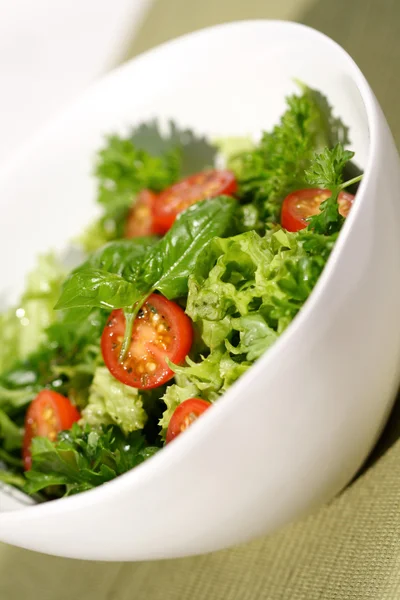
[{"x1": 0, "y1": 83, "x2": 362, "y2": 499}]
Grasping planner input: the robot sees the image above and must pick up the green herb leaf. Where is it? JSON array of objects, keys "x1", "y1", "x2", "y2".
[
  {"x1": 24, "y1": 424, "x2": 158, "y2": 496},
  {"x1": 140, "y1": 196, "x2": 237, "y2": 299},
  {"x1": 96, "y1": 135, "x2": 181, "y2": 210},
  {"x1": 57, "y1": 196, "x2": 238, "y2": 316},
  {"x1": 232, "y1": 84, "x2": 351, "y2": 224},
  {"x1": 0, "y1": 469, "x2": 26, "y2": 488},
  {"x1": 83, "y1": 237, "x2": 157, "y2": 278},
  {"x1": 305, "y1": 143, "x2": 354, "y2": 189},
  {"x1": 0, "y1": 409, "x2": 23, "y2": 451},
  {"x1": 55, "y1": 269, "x2": 144, "y2": 311},
  {"x1": 0, "y1": 254, "x2": 66, "y2": 374},
  {"x1": 294, "y1": 81, "x2": 350, "y2": 148},
  {"x1": 305, "y1": 143, "x2": 358, "y2": 234}
]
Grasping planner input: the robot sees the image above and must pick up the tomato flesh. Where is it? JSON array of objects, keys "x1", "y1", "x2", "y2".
[
  {"x1": 152, "y1": 170, "x2": 237, "y2": 234},
  {"x1": 22, "y1": 390, "x2": 80, "y2": 470},
  {"x1": 281, "y1": 188, "x2": 355, "y2": 232},
  {"x1": 166, "y1": 398, "x2": 211, "y2": 443},
  {"x1": 101, "y1": 294, "x2": 193, "y2": 390},
  {"x1": 125, "y1": 189, "x2": 157, "y2": 238}
]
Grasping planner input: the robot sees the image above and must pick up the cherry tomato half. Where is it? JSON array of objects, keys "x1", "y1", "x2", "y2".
[
  {"x1": 22, "y1": 390, "x2": 80, "y2": 470},
  {"x1": 152, "y1": 169, "x2": 237, "y2": 234},
  {"x1": 281, "y1": 188, "x2": 355, "y2": 232},
  {"x1": 125, "y1": 189, "x2": 157, "y2": 238},
  {"x1": 101, "y1": 294, "x2": 193, "y2": 390},
  {"x1": 166, "y1": 398, "x2": 211, "y2": 443}
]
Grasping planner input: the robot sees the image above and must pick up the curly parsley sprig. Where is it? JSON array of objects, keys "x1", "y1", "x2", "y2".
[{"x1": 306, "y1": 143, "x2": 363, "y2": 235}]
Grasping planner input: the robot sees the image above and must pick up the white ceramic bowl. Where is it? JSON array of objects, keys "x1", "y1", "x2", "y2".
[{"x1": 0, "y1": 21, "x2": 400, "y2": 561}]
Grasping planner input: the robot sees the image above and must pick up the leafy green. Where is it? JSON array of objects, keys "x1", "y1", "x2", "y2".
[
  {"x1": 78, "y1": 134, "x2": 179, "y2": 251},
  {"x1": 226, "y1": 314, "x2": 278, "y2": 362},
  {"x1": 24, "y1": 424, "x2": 158, "y2": 496},
  {"x1": 140, "y1": 196, "x2": 237, "y2": 299},
  {"x1": 159, "y1": 350, "x2": 249, "y2": 437},
  {"x1": 158, "y1": 227, "x2": 336, "y2": 435},
  {"x1": 231, "y1": 84, "x2": 350, "y2": 223},
  {"x1": 0, "y1": 254, "x2": 65, "y2": 374},
  {"x1": 0, "y1": 408, "x2": 24, "y2": 472},
  {"x1": 96, "y1": 135, "x2": 181, "y2": 210},
  {"x1": 56, "y1": 196, "x2": 238, "y2": 312},
  {"x1": 159, "y1": 379, "x2": 199, "y2": 435},
  {"x1": 295, "y1": 82, "x2": 350, "y2": 149},
  {"x1": 56, "y1": 237, "x2": 158, "y2": 312},
  {"x1": 0, "y1": 409, "x2": 23, "y2": 451},
  {"x1": 306, "y1": 143, "x2": 361, "y2": 234},
  {"x1": 82, "y1": 367, "x2": 147, "y2": 433},
  {"x1": 83, "y1": 237, "x2": 157, "y2": 278},
  {"x1": 0, "y1": 254, "x2": 69, "y2": 474},
  {"x1": 79, "y1": 121, "x2": 218, "y2": 251},
  {"x1": 0, "y1": 470, "x2": 26, "y2": 488},
  {"x1": 55, "y1": 269, "x2": 143, "y2": 311},
  {"x1": 0, "y1": 305, "x2": 106, "y2": 426},
  {"x1": 0, "y1": 309, "x2": 21, "y2": 376},
  {"x1": 305, "y1": 143, "x2": 354, "y2": 189}
]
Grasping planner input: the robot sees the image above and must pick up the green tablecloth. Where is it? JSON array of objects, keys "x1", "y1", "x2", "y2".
[{"x1": 1, "y1": 1, "x2": 400, "y2": 598}]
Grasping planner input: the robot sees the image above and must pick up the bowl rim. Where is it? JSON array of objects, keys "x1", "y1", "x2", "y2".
[{"x1": 0, "y1": 19, "x2": 379, "y2": 523}]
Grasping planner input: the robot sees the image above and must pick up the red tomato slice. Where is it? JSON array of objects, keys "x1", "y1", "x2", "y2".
[
  {"x1": 125, "y1": 189, "x2": 157, "y2": 238},
  {"x1": 281, "y1": 188, "x2": 355, "y2": 232},
  {"x1": 152, "y1": 170, "x2": 237, "y2": 234},
  {"x1": 166, "y1": 398, "x2": 211, "y2": 443},
  {"x1": 22, "y1": 390, "x2": 80, "y2": 470},
  {"x1": 101, "y1": 294, "x2": 193, "y2": 390}
]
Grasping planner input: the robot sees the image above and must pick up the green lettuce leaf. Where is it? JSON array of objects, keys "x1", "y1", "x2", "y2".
[
  {"x1": 159, "y1": 350, "x2": 249, "y2": 437},
  {"x1": 82, "y1": 367, "x2": 147, "y2": 433},
  {"x1": 158, "y1": 378, "x2": 200, "y2": 435},
  {"x1": 187, "y1": 228, "x2": 332, "y2": 335},
  {"x1": 159, "y1": 226, "x2": 336, "y2": 436},
  {"x1": 0, "y1": 309, "x2": 21, "y2": 375},
  {"x1": 0, "y1": 254, "x2": 65, "y2": 374}
]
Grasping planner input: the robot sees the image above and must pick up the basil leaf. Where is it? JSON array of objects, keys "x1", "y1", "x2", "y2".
[
  {"x1": 82, "y1": 237, "x2": 157, "y2": 280},
  {"x1": 55, "y1": 197, "x2": 237, "y2": 314},
  {"x1": 55, "y1": 269, "x2": 143, "y2": 310},
  {"x1": 141, "y1": 196, "x2": 237, "y2": 299}
]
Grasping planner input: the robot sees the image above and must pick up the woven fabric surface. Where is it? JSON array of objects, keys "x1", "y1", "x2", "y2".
[{"x1": 1, "y1": 0, "x2": 399, "y2": 598}]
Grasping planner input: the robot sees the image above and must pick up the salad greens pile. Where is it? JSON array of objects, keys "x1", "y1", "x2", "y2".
[{"x1": 0, "y1": 84, "x2": 362, "y2": 498}]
